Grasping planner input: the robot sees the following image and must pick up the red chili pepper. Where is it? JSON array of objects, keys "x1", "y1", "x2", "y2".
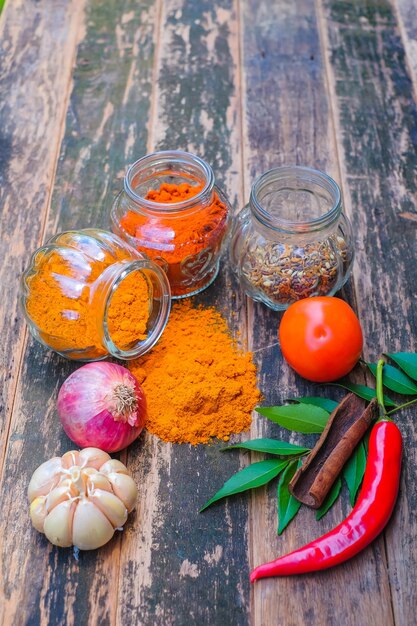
[{"x1": 250, "y1": 418, "x2": 402, "y2": 581}]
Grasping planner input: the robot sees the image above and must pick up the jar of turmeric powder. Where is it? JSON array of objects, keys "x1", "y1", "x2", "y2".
[
  {"x1": 110, "y1": 151, "x2": 232, "y2": 297},
  {"x1": 20, "y1": 229, "x2": 171, "y2": 361}
]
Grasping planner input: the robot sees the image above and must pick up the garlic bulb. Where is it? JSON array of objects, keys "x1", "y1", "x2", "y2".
[{"x1": 28, "y1": 447, "x2": 138, "y2": 550}]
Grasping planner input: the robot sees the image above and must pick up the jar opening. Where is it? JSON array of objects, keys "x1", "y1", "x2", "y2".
[
  {"x1": 102, "y1": 260, "x2": 171, "y2": 360},
  {"x1": 250, "y1": 166, "x2": 341, "y2": 233},
  {"x1": 124, "y1": 150, "x2": 215, "y2": 214}
]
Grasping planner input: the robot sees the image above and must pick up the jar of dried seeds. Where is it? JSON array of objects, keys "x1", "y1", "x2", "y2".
[{"x1": 230, "y1": 166, "x2": 354, "y2": 310}]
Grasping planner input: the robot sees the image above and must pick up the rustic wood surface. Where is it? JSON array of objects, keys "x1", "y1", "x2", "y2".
[{"x1": 0, "y1": 0, "x2": 416, "y2": 624}]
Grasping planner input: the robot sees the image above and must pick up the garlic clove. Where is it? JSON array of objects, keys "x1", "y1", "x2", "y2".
[
  {"x1": 43, "y1": 500, "x2": 76, "y2": 547},
  {"x1": 30, "y1": 496, "x2": 48, "y2": 532},
  {"x1": 61, "y1": 450, "x2": 81, "y2": 469},
  {"x1": 85, "y1": 472, "x2": 113, "y2": 493},
  {"x1": 106, "y1": 472, "x2": 138, "y2": 512},
  {"x1": 78, "y1": 448, "x2": 111, "y2": 470},
  {"x1": 89, "y1": 489, "x2": 128, "y2": 528},
  {"x1": 99, "y1": 459, "x2": 130, "y2": 476},
  {"x1": 72, "y1": 499, "x2": 115, "y2": 550},
  {"x1": 45, "y1": 482, "x2": 76, "y2": 513},
  {"x1": 28, "y1": 457, "x2": 63, "y2": 502}
]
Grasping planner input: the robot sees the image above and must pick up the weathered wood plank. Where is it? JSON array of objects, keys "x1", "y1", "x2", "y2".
[
  {"x1": 0, "y1": 1, "x2": 158, "y2": 624},
  {"x1": 241, "y1": 1, "x2": 394, "y2": 624},
  {"x1": 319, "y1": 0, "x2": 417, "y2": 623},
  {"x1": 396, "y1": 0, "x2": 417, "y2": 99},
  {"x1": 0, "y1": 0, "x2": 85, "y2": 494},
  {"x1": 116, "y1": 1, "x2": 249, "y2": 625}
]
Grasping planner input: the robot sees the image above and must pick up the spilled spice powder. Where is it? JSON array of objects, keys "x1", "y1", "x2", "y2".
[
  {"x1": 129, "y1": 300, "x2": 261, "y2": 445},
  {"x1": 107, "y1": 270, "x2": 150, "y2": 349}
]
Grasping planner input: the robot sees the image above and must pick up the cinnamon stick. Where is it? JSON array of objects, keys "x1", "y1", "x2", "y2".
[{"x1": 288, "y1": 394, "x2": 378, "y2": 509}]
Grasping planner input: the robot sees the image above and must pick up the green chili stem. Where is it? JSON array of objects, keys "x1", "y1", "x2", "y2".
[
  {"x1": 376, "y1": 358, "x2": 388, "y2": 420},
  {"x1": 387, "y1": 397, "x2": 417, "y2": 415}
]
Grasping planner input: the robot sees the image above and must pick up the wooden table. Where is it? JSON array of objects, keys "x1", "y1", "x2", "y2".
[{"x1": 1, "y1": 0, "x2": 417, "y2": 624}]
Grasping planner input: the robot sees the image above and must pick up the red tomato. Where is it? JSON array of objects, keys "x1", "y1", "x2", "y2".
[{"x1": 279, "y1": 297, "x2": 363, "y2": 382}]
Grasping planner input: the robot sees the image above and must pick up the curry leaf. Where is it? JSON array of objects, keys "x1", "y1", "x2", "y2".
[
  {"x1": 343, "y1": 442, "x2": 367, "y2": 506},
  {"x1": 277, "y1": 460, "x2": 302, "y2": 534},
  {"x1": 386, "y1": 352, "x2": 417, "y2": 382},
  {"x1": 331, "y1": 382, "x2": 396, "y2": 407},
  {"x1": 221, "y1": 439, "x2": 310, "y2": 456},
  {"x1": 200, "y1": 459, "x2": 289, "y2": 512},
  {"x1": 256, "y1": 404, "x2": 329, "y2": 434},
  {"x1": 288, "y1": 396, "x2": 338, "y2": 413},
  {"x1": 368, "y1": 362, "x2": 417, "y2": 395},
  {"x1": 315, "y1": 478, "x2": 342, "y2": 521}
]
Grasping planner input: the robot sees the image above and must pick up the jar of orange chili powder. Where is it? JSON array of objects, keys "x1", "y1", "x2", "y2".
[
  {"x1": 20, "y1": 229, "x2": 171, "y2": 361},
  {"x1": 110, "y1": 151, "x2": 232, "y2": 297}
]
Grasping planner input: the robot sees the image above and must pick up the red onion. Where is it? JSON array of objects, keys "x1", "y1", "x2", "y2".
[{"x1": 57, "y1": 362, "x2": 146, "y2": 453}]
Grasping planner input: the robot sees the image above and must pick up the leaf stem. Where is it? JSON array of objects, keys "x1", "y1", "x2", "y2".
[{"x1": 387, "y1": 396, "x2": 417, "y2": 415}]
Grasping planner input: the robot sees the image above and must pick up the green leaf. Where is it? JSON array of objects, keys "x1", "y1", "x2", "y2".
[
  {"x1": 331, "y1": 382, "x2": 396, "y2": 407},
  {"x1": 256, "y1": 404, "x2": 329, "y2": 434},
  {"x1": 289, "y1": 396, "x2": 338, "y2": 413},
  {"x1": 368, "y1": 362, "x2": 417, "y2": 396},
  {"x1": 221, "y1": 439, "x2": 310, "y2": 456},
  {"x1": 315, "y1": 478, "x2": 342, "y2": 520},
  {"x1": 343, "y1": 442, "x2": 367, "y2": 506},
  {"x1": 200, "y1": 459, "x2": 289, "y2": 512},
  {"x1": 277, "y1": 460, "x2": 302, "y2": 534},
  {"x1": 386, "y1": 352, "x2": 417, "y2": 382},
  {"x1": 363, "y1": 429, "x2": 371, "y2": 455}
]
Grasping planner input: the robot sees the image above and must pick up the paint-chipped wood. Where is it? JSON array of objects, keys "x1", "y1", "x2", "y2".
[
  {"x1": 0, "y1": 1, "x2": 157, "y2": 624},
  {"x1": 320, "y1": 1, "x2": 417, "y2": 623},
  {"x1": 241, "y1": 1, "x2": 394, "y2": 624},
  {"x1": 0, "y1": 0, "x2": 85, "y2": 490},
  {"x1": 1, "y1": 0, "x2": 417, "y2": 623},
  {"x1": 116, "y1": 2, "x2": 249, "y2": 625}
]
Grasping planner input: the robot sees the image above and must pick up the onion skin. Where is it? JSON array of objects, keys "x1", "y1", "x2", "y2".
[{"x1": 57, "y1": 362, "x2": 146, "y2": 453}]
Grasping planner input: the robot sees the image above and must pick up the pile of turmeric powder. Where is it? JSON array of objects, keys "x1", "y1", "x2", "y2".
[
  {"x1": 26, "y1": 249, "x2": 150, "y2": 357},
  {"x1": 129, "y1": 300, "x2": 261, "y2": 445}
]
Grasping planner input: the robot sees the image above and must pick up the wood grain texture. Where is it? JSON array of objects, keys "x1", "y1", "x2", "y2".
[
  {"x1": 116, "y1": 1, "x2": 249, "y2": 625},
  {"x1": 0, "y1": 1, "x2": 158, "y2": 624},
  {"x1": 0, "y1": 0, "x2": 85, "y2": 495},
  {"x1": 320, "y1": 1, "x2": 417, "y2": 623},
  {"x1": 396, "y1": 0, "x2": 417, "y2": 98},
  {"x1": 241, "y1": 1, "x2": 394, "y2": 624},
  {"x1": 2, "y1": 0, "x2": 417, "y2": 623}
]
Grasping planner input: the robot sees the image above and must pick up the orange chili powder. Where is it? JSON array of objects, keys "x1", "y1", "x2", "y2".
[
  {"x1": 107, "y1": 270, "x2": 150, "y2": 349},
  {"x1": 129, "y1": 300, "x2": 261, "y2": 445},
  {"x1": 26, "y1": 251, "x2": 150, "y2": 357},
  {"x1": 118, "y1": 182, "x2": 228, "y2": 296}
]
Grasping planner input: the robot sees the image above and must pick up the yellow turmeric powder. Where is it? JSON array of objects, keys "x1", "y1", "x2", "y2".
[
  {"x1": 107, "y1": 271, "x2": 149, "y2": 348},
  {"x1": 129, "y1": 300, "x2": 261, "y2": 445},
  {"x1": 26, "y1": 249, "x2": 150, "y2": 357}
]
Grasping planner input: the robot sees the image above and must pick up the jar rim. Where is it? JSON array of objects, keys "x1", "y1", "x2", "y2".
[
  {"x1": 123, "y1": 150, "x2": 215, "y2": 214},
  {"x1": 250, "y1": 166, "x2": 342, "y2": 234},
  {"x1": 102, "y1": 259, "x2": 171, "y2": 360}
]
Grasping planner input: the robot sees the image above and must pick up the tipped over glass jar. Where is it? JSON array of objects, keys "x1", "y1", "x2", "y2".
[
  {"x1": 20, "y1": 229, "x2": 171, "y2": 361},
  {"x1": 230, "y1": 166, "x2": 354, "y2": 310},
  {"x1": 110, "y1": 150, "x2": 232, "y2": 298}
]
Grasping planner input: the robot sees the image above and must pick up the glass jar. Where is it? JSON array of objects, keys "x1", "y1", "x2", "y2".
[
  {"x1": 110, "y1": 150, "x2": 232, "y2": 298},
  {"x1": 230, "y1": 166, "x2": 354, "y2": 310},
  {"x1": 20, "y1": 229, "x2": 171, "y2": 361}
]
